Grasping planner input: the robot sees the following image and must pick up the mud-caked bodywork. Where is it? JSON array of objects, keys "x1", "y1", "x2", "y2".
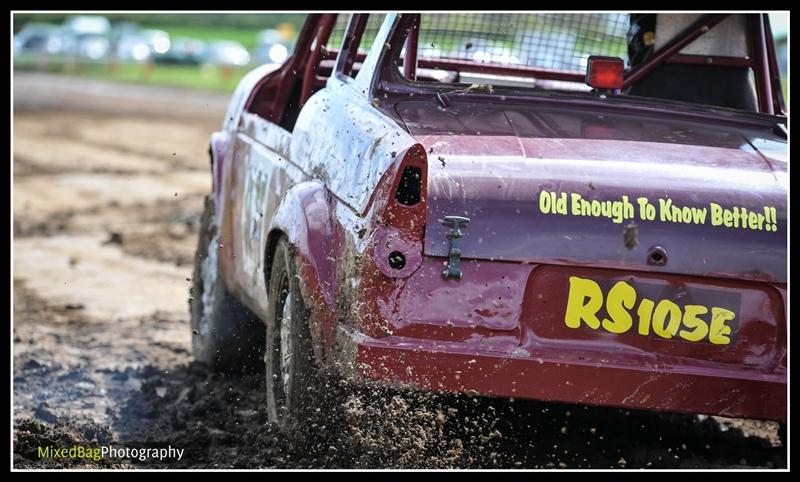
[{"x1": 204, "y1": 13, "x2": 787, "y2": 422}]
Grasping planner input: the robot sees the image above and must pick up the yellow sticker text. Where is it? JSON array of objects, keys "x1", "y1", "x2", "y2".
[{"x1": 564, "y1": 276, "x2": 734, "y2": 345}]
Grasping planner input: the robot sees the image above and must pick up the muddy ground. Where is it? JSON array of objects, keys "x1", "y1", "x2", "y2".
[{"x1": 12, "y1": 72, "x2": 787, "y2": 469}]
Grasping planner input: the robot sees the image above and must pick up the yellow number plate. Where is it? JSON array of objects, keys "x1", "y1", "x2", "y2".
[{"x1": 564, "y1": 275, "x2": 739, "y2": 345}]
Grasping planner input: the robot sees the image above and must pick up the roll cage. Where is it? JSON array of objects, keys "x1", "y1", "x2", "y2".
[{"x1": 244, "y1": 12, "x2": 785, "y2": 131}]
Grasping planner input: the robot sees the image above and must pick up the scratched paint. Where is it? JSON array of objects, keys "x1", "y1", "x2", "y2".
[{"x1": 291, "y1": 79, "x2": 417, "y2": 214}]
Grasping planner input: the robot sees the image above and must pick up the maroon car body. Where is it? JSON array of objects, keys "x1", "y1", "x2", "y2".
[{"x1": 201, "y1": 13, "x2": 787, "y2": 423}]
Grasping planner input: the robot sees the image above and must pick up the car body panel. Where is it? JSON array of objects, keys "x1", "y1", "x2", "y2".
[
  {"x1": 418, "y1": 143, "x2": 785, "y2": 284},
  {"x1": 354, "y1": 332, "x2": 785, "y2": 420},
  {"x1": 398, "y1": 100, "x2": 786, "y2": 283}
]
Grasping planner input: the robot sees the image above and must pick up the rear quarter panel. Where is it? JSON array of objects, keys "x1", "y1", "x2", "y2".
[{"x1": 217, "y1": 75, "x2": 420, "y2": 350}]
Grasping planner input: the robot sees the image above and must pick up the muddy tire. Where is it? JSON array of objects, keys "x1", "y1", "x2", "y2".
[
  {"x1": 190, "y1": 194, "x2": 265, "y2": 375},
  {"x1": 265, "y1": 236, "x2": 319, "y2": 429}
]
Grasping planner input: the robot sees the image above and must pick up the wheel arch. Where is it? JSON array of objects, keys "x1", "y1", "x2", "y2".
[
  {"x1": 208, "y1": 131, "x2": 231, "y2": 201},
  {"x1": 265, "y1": 180, "x2": 337, "y2": 363},
  {"x1": 263, "y1": 228, "x2": 286, "y2": 293}
]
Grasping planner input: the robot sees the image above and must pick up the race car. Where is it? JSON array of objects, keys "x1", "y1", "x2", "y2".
[{"x1": 190, "y1": 13, "x2": 787, "y2": 432}]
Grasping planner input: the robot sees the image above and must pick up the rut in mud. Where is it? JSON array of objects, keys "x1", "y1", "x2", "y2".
[{"x1": 12, "y1": 73, "x2": 786, "y2": 469}]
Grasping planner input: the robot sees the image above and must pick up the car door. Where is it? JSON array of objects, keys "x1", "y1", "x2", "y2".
[{"x1": 228, "y1": 115, "x2": 297, "y2": 316}]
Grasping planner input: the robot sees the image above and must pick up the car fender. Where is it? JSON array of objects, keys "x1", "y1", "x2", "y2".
[{"x1": 267, "y1": 180, "x2": 337, "y2": 362}]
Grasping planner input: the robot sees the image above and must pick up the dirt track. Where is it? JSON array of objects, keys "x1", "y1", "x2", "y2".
[{"x1": 12, "y1": 72, "x2": 787, "y2": 469}]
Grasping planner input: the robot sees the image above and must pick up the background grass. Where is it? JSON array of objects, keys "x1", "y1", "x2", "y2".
[
  {"x1": 144, "y1": 25, "x2": 265, "y2": 51},
  {"x1": 12, "y1": 13, "x2": 306, "y2": 35},
  {"x1": 14, "y1": 57, "x2": 250, "y2": 93}
]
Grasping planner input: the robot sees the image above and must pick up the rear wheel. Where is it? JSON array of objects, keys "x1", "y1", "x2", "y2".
[
  {"x1": 190, "y1": 194, "x2": 265, "y2": 375},
  {"x1": 265, "y1": 237, "x2": 318, "y2": 428}
]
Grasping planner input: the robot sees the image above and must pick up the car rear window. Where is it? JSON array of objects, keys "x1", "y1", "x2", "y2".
[{"x1": 418, "y1": 13, "x2": 630, "y2": 72}]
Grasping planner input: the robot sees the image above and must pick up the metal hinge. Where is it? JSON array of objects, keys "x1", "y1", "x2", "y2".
[{"x1": 441, "y1": 216, "x2": 470, "y2": 280}]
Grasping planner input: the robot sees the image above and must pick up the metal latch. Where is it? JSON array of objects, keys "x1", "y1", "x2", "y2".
[{"x1": 441, "y1": 216, "x2": 470, "y2": 280}]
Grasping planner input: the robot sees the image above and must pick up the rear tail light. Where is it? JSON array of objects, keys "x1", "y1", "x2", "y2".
[
  {"x1": 383, "y1": 144, "x2": 427, "y2": 234},
  {"x1": 586, "y1": 56, "x2": 624, "y2": 90},
  {"x1": 369, "y1": 144, "x2": 427, "y2": 279},
  {"x1": 357, "y1": 144, "x2": 428, "y2": 337},
  {"x1": 395, "y1": 166, "x2": 422, "y2": 206}
]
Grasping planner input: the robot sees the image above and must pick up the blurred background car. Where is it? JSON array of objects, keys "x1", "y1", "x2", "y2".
[
  {"x1": 251, "y1": 29, "x2": 292, "y2": 65},
  {"x1": 13, "y1": 22, "x2": 60, "y2": 57},
  {"x1": 109, "y1": 21, "x2": 140, "y2": 59},
  {"x1": 154, "y1": 37, "x2": 207, "y2": 65},
  {"x1": 203, "y1": 40, "x2": 251, "y2": 67},
  {"x1": 114, "y1": 28, "x2": 171, "y2": 63},
  {"x1": 57, "y1": 15, "x2": 112, "y2": 61},
  {"x1": 76, "y1": 34, "x2": 111, "y2": 61},
  {"x1": 64, "y1": 14, "x2": 110, "y2": 36}
]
